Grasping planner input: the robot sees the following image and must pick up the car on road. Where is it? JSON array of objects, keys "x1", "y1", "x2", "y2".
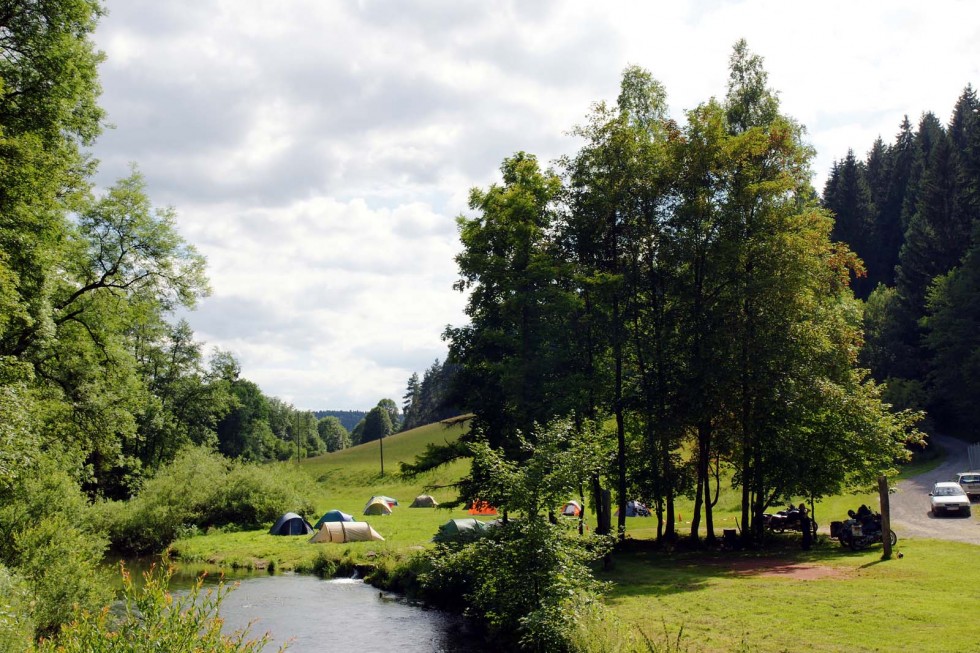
[
  {"x1": 956, "y1": 472, "x2": 980, "y2": 500},
  {"x1": 930, "y1": 482, "x2": 972, "y2": 517}
]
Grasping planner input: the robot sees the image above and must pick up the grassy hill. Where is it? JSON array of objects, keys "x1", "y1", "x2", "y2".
[{"x1": 171, "y1": 417, "x2": 477, "y2": 569}]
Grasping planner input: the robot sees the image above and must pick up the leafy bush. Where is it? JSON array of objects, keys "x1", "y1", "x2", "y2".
[
  {"x1": 13, "y1": 515, "x2": 112, "y2": 639},
  {"x1": 419, "y1": 419, "x2": 612, "y2": 651},
  {"x1": 36, "y1": 565, "x2": 281, "y2": 653},
  {"x1": 103, "y1": 446, "x2": 316, "y2": 555},
  {"x1": 0, "y1": 564, "x2": 34, "y2": 653}
]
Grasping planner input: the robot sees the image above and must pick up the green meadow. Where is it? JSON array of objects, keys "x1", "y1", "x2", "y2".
[{"x1": 171, "y1": 423, "x2": 978, "y2": 652}]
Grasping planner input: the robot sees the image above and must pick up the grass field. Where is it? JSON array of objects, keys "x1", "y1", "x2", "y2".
[
  {"x1": 604, "y1": 538, "x2": 979, "y2": 652},
  {"x1": 170, "y1": 421, "x2": 977, "y2": 651}
]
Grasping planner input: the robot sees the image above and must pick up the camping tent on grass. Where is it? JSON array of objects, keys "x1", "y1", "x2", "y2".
[
  {"x1": 365, "y1": 495, "x2": 399, "y2": 510},
  {"x1": 467, "y1": 500, "x2": 497, "y2": 515},
  {"x1": 561, "y1": 500, "x2": 582, "y2": 517},
  {"x1": 363, "y1": 499, "x2": 393, "y2": 516},
  {"x1": 269, "y1": 512, "x2": 314, "y2": 536},
  {"x1": 410, "y1": 494, "x2": 439, "y2": 508},
  {"x1": 314, "y1": 509, "x2": 354, "y2": 529},
  {"x1": 310, "y1": 521, "x2": 384, "y2": 543},
  {"x1": 434, "y1": 518, "x2": 490, "y2": 542},
  {"x1": 615, "y1": 500, "x2": 651, "y2": 517}
]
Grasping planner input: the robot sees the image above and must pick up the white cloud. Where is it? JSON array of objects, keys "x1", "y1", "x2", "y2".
[{"x1": 91, "y1": 0, "x2": 980, "y2": 407}]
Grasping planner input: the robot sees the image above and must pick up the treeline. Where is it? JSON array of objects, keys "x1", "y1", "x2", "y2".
[
  {"x1": 312, "y1": 409, "x2": 366, "y2": 432},
  {"x1": 411, "y1": 41, "x2": 921, "y2": 545},
  {"x1": 399, "y1": 358, "x2": 460, "y2": 431},
  {"x1": 822, "y1": 87, "x2": 980, "y2": 437},
  {"x1": 0, "y1": 4, "x2": 322, "y2": 645}
]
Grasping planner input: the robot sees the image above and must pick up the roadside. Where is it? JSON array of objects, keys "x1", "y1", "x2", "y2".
[{"x1": 888, "y1": 432, "x2": 980, "y2": 544}]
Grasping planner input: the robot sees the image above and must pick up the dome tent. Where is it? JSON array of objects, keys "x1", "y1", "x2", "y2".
[
  {"x1": 410, "y1": 494, "x2": 439, "y2": 508},
  {"x1": 433, "y1": 518, "x2": 490, "y2": 542},
  {"x1": 269, "y1": 512, "x2": 314, "y2": 536},
  {"x1": 314, "y1": 509, "x2": 355, "y2": 529},
  {"x1": 561, "y1": 500, "x2": 582, "y2": 517},
  {"x1": 363, "y1": 499, "x2": 393, "y2": 516}
]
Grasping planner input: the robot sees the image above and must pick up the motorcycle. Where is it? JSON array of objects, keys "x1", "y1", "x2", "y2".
[
  {"x1": 763, "y1": 504, "x2": 818, "y2": 536},
  {"x1": 834, "y1": 507, "x2": 897, "y2": 551}
]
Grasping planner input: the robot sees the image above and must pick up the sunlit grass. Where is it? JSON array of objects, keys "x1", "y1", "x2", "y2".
[{"x1": 602, "y1": 538, "x2": 978, "y2": 652}]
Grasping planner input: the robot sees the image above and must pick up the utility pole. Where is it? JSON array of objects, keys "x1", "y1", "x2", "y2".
[{"x1": 379, "y1": 434, "x2": 385, "y2": 477}]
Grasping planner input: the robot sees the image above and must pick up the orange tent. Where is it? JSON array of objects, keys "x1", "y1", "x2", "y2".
[{"x1": 468, "y1": 500, "x2": 497, "y2": 515}]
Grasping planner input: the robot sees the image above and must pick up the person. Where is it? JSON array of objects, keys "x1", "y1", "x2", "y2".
[{"x1": 800, "y1": 504, "x2": 812, "y2": 550}]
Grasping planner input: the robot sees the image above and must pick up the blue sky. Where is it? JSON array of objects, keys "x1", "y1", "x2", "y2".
[{"x1": 89, "y1": 0, "x2": 980, "y2": 409}]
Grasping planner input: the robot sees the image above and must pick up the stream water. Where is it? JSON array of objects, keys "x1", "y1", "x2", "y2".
[{"x1": 115, "y1": 562, "x2": 489, "y2": 652}]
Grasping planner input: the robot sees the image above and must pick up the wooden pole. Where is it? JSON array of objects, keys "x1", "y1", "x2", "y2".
[
  {"x1": 380, "y1": 435, "x2": 385, "y2": 477},
  {"x1": 878, "y1": 475, "x2": 892, "y2": 560}
]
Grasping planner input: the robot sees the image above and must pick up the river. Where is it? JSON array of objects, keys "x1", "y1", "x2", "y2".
[
  {"x1": 114, "y1": 562, "x2": 489, "y2": 653},
  {"x1": 214, "y1": 574, "x2": 487, "y2": 652}
]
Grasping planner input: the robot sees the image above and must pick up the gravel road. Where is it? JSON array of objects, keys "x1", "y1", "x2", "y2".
[{"x1": 887, "y1": 432, "x2": 980, "y2": 545}]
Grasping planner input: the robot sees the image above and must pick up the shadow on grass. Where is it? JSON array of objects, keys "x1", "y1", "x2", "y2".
[{"x1": 600, "y1": 535, "x2": 893, "y2": 601}]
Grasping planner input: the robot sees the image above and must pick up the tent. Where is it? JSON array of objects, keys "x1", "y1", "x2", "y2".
[
  {"x1": 310, "y1": 521, "x2": 385, "y2": 543},
  {"x1": 410, "y1": 494, "x2": 439, "y2": 508},
  {"x1": 561, "y1": 500, "x2": 582, "y2": 517},
  {"x1": 363, "y1": 496, "x2": 398, "y2": 513},
  {"x1": 363, "y1": 499, "x2": 393, "y2": 516},
  {"x1": 615, "y1": 500, "x2": 651, "y2": 517},
  {"x1": 434, "y1": 518, "x2": 489, "y2": 542},
  {"x1": 468, "y1": 500, "x2": 497, "y2": 515},
  {"x1": 313, "y1": 509, "x2": 354, "y2": 529},
  {"x1": 269, "y1": 512, "x2": 314, "y2": 536}
]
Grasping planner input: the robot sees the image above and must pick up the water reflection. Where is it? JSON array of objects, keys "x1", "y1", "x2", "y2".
[
  {"x1": 217, "y1": 574, "x2": 486, "y2": 653},
  {"x1": 107, "y1": 559, "x2": 489, "y2": 652}
]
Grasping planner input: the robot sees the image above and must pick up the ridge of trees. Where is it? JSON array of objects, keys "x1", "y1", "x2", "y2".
[{"x1": 823, "y1": 85, "x2": 980, "y2": 436}]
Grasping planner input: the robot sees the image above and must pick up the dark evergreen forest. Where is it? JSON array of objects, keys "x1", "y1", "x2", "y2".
[{"x1": 822, "y1": 86, "x2": 980, "y2": 437}]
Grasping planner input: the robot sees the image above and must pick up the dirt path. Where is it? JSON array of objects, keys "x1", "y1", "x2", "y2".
[{"x1": 888, "y1": 433, "x2": 980, "y2": 545}]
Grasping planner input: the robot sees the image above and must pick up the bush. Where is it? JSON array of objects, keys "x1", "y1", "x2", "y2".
[
  {"x1": 36, "y1": 565, "x2": 281, "y2": 653},
  {"x1": 0, "y1": 564, "x2": 34, "y2": 653},
  {"x1": 13, "y1": 515, "x2": 113, "y2": 639},
  {"x1": 103, "y1": 447, "x2": 316, "y2": 555}
]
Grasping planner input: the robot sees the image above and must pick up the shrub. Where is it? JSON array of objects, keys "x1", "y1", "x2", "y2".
[
  {"x1": 13, "y1": 515, "x2": 113, "y2": 639},
  {"x1": 36, "y1": 565, "x2": 282, "y2": 653},
  {"x1": 103, "y1": 447, "x2": 316, "y2": 555},
  {"x1": 0, "y1": 564, "x2": 34, "y2": 653}
]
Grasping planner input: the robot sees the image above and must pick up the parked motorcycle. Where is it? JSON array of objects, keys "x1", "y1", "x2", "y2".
[
  {"x1": 763, "y1": 504, "x2": 818, "y2": 536},
  {"x1": 833, "y1": 506, "x2": 897, "y2": 550}
]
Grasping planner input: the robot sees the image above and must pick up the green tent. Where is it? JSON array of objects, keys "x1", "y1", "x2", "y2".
[{"x1": 434, "y1": 518, "x2": 489, "y2": 542}]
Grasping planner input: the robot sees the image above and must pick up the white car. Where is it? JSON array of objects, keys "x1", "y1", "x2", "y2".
[
  {"x1": 956, "y1": 472, "x2": 980, "y2": 500},
  {"x1": 930, "y1": 482, "x2": 972, "y2": 517}
]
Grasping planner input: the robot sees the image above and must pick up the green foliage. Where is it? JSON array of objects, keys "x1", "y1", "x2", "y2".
[
  {"x1": 420, "y1": 420, "x2": 612, "y2": 651},
  {"x1": 102, "y1": 447, "x2": 317, "y2": 555},
  {"x1": 13, "y1": 514, "x2": 112, "y2": 639},
  {"x1": 316, "y1": 415, "x2": 350, "y2": 452},
  {"x1": 0, "y1": 564, "x2": 34, "y2": 653},
  {"x1": 37, "y1": 565, "x2": 278, "y2": 653},
  {"x1": 361, "y1": 404, "x2": 394, "y2": 444}
]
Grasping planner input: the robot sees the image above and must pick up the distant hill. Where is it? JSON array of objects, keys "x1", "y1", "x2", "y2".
[{"x1": 312, "y1": 410, "x2": 367, "y2": 432}]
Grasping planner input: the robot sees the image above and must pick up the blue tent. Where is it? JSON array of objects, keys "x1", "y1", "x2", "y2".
[
  {"x1": 269, "y1": 512, "x2": 314, "y2": 536},
  {"x1": 314, "y1": 509, "x2": 355, "y2": 529}
]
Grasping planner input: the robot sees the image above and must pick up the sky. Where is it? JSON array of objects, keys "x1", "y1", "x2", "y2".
[{"x1": 89, "y1": 0, "x2": 980, "y2": 410}]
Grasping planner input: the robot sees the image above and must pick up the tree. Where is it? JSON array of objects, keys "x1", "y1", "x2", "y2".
[
  {"x1": 400, "y1": 372, "x2": 421, "y2": 430},
  {"x1": 361, "y1": 405, "x2": 394, "y2": 444},
  {"x1": 317, "y1": 416, "x2": 350, "y2": 452},
  {"x1": 446, "y1": 153, "x2": 570, "y2": 455}
]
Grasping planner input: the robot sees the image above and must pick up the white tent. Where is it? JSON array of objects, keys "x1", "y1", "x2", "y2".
[
  {"x1": 363, "y1": 499, "x2": 393, "y2": 515},
  {"x1": 410, "y1": 494, "x2": 439, "y2": 507},
  {"x1": 309, "y1": 521, "x2": 385, "y2": 543}
]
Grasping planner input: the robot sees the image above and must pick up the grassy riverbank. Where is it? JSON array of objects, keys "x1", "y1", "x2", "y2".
[{"x1": 167, "y1": 423, "x2": 975, "y2": 651}]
